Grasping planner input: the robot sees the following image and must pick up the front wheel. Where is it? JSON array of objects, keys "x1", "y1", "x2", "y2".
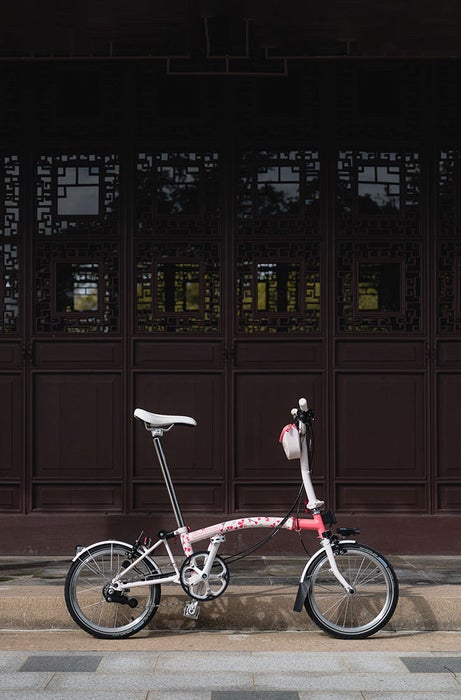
[
  {"x1": 64, "y1": 542, "x2": 161, "y2": 639},
  {"x1": 304, "y1": 542, "x2": 399, "y2": 639}
]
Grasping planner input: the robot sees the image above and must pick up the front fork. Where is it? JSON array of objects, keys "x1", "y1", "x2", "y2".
[
  {"x1": 293, "y1": 536, "x2": 356, "y2": 613},
  {"x1": 320, "y1": 537, "x2": 355, "y2": 595}
]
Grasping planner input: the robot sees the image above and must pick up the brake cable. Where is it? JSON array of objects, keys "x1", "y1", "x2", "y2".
[
  {"x1": 223, "y1": 484, "x2": 305, "y2": 565},
  {"x1": 224, "y1": 414, "x2": 315, "y2": 565}
]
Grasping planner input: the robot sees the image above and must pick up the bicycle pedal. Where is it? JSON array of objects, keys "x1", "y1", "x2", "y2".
[{"x1": 183, "y1": 600, "x2": 200, "y2": 620}]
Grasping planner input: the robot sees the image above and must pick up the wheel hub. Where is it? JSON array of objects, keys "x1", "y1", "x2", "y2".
[{"x1": 102, "y1": 583, "x2": 138, "y2": 608}]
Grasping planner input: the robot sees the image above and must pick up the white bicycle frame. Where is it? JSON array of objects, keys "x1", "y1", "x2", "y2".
[{"x1": 72, "y1": 399, "x2": 355, "y2": 600}]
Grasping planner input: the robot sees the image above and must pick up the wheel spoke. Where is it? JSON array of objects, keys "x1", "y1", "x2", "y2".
[
  {"x1": 64, "y1": 544, "x2": 161, "y2": 639},
  {"x1": 305, "y1": 544, "x2": 398, "y2": 639}
]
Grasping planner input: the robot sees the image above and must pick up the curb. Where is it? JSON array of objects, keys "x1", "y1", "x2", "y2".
[{"x1": 1, "y1": 584, "x2": 460, "y2": 633}]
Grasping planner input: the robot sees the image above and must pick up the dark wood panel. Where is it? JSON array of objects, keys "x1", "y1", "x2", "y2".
[
  {"x1": 437, "y1": 373, "x2": 461, "y2": 478},
  {"x1": 437, "y1": 342, "x2": 461, "y2": 368},
  {"x1": 336, "y1": 483, "x2": 427, "y2": 512},
  {"x1": 0, "y1": 343, "x2": 21, "y2": 369},
  {"x1": 134, "y1": 341, "x2": 223, "y2": 369},
  {"x1": 0, "y1": 375, "x2": 22, "y2": 478},
  {"x1": 33, "y1": 374, "x2": 122, "y2": 478},
  {"x1": 132, "y1": 483, "x2": 223, "y2": 512},
  {"x1": 234, "y1": 373, "x2": 324, "y2": 479},
  {"x1": 133, "y1": 373, "x2": 223, "y2": 479},
  {"x1": 0, "y1": 485, "x2": 21, "y2": 511},
  {"x1": 235, "y1": 341, "x2": 324, "y2": 369},
  {"x1": 34, "y1": 341, "x2": 122, "y2": 368},
  {"x1": 32, "y1": 484, "x2": 122, "y2": 511},
  {"x1": 336, "y1": 341, "x2": 425, "y2": 369},
  {"x1": 335, "y1": 373, "x2": 425, "y2": 479},
  {"x1": 438, "y1": 485, "x2": 461, "y2": 511},
  {"x1": 235, "y1": 483, "x2": 325, "y2": 512}
]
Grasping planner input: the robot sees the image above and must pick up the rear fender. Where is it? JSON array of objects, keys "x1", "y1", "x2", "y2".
[{"x1": 72, "y1": 540, "x2": 134, "y2": 562}]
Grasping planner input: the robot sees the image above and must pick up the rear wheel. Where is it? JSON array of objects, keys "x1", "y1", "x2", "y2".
[
  {"x1": 64, "y1": 542, "x2": 161, "y2": 639},
  {"x1": 304, "y1": 542, "x2": 399, "y2": 639}
]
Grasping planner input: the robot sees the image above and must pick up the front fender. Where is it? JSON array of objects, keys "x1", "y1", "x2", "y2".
[{"x1": 293, "y1": 539, "x2": 357, "y2": 613}]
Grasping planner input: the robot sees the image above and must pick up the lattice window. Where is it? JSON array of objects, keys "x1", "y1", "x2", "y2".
[
  {"x1": 136, "y1": 151, "x2": 220, "y2": 236},
  {"x1": 36, "y1": 154, "x2": 119, "y2": 236},
  {"x1": 34, "y1": 240, "x2": 119, "y2": 334},
  {"x1": 357, "y1": 262, "x2": 402, "y2": 312},
  {"x1": 337, "y1": 150, "x2": 420, "y2": 237},
  {"x1": 337, "y1": 240, "x2": 421, "y2": 334},
  {"x1": 55, "y1": 262, "x2": 100, "y2": 314},
  {"x1": 135, "y1": 240, "x2": 220, "y2": 334},
  {"x1": 439, "y1": 150, "x2": 461, "y2": 237},
  {"x1": 0, "y1": 242, "x2": 19, "y2": 334},
  {"x1": 0, "y1": 155, "x2": 19, "y2": 333},
  {"x1": 236, "y1": 241, "x2": 321, "y2": 334},
  {"x1": 0, "y1": 155, "x2": 19, "y2": 237},
  {"x1": 438, "y1": 240, "x2": 461, "y2": 334},
  {"x1": 237, "y1": 149, "x2": 320, "y2": 238}
]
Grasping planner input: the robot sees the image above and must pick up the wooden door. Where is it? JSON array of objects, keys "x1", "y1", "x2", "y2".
[{"x1": 30, "y1": 152, "x2": 124, "y2": 515}]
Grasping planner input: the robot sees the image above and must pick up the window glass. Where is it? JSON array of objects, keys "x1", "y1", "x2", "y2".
[
  {"x1": 358, "y1": 262, "x2": 401, "y2": 312},
  {"x1": 56, "y1": 263, "x2": 99, "y2": 312}
]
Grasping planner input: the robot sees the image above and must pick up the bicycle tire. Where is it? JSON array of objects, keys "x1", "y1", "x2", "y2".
[
  {"x1": 64, "y1": 541, "x2": 161, "y2": 639},
  {"x1": 303, "y1": 542, "x2": 399, "y2": 639}
]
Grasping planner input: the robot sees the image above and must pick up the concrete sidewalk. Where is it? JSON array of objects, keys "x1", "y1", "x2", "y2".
[
  {"x1": 2, "y1": 646, "x2": 461, "y2": 699},
  {"x1": 0, "y1": 554, "x2": 460, "y2": 633}
]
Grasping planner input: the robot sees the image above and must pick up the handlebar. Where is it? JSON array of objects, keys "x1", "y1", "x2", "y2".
[
  {"x1": 299, "y1": 398, "x2": 308, "y2": 412},
  {"x1": 293, "y1": 397, "x2": 315, "y2": 430}
]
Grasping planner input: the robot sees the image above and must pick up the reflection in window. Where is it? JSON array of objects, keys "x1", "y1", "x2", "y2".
[
  {"x1": 238, "y1": 150, "x2": 320, "y2": 219},
  {"x1": 358, "y1": 262, "x2": 401, "y2": 312},
  {"x1": 157, "y1": 163, "x2": 199, "y2": 215},
  {"x1": 57, "y1": 166, "x2": 100, "y2": 216},
  {"x1": 357, "y1": 163, "x2": 400, "y2": 214},
  {"x1": 256, "y1": 263, "x2": 299, "y2": 312},
  {"x1": 337, "y1": 151, "x2": 420, "y2": 222},
  {"x1": 458, "y1": 261, "x2": 461, "y2": 315},
  {"x1": 56, "y1": 263, "x2": 99, "y2": 312},
  {"x1": 237, "y1": 249, "x2": 321, "y2": 334},
  {"x1": 156, "y1": 263, "x2": 201, "y2": 313},
  {"x1": 139, "y1": 267, "x2": 202, "y2": 319},
  {"x1": 136, "y1": 152, "x2": 219, "y2": 227},
  {"x1": 0, "y1": 242, "x2": 19, "y2": 332},
  {"x1": 37, "y1": 154, "x2": 119, "y2": 236},
  {"x1": 257, "y1": 166, "x2": 299, "y2": 215},
  {"x1": 2, "y1": 155, "x2": 20, "y2": 237},
  {"x1": 135, "y1": 240, "x2": 220, "y2": 334}
]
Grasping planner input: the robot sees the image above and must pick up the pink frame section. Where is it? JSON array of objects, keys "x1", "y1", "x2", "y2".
[{"x1": 180, "y1": 513, "x2": 325, "y2": 556}]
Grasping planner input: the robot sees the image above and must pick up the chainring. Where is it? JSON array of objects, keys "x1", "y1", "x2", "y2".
[{"x1": 180, "y1": 551, "x2": 230, "y2": 601}]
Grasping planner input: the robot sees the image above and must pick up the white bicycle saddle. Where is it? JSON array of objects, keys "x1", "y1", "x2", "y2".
[{"x1": 134, "y1": 408, "x2": 197, "y2": 428}]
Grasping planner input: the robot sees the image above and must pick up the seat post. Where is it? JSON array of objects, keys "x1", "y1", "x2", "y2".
[{"x1": 152, "y1": 434, "x2": 185, "y2": 529}]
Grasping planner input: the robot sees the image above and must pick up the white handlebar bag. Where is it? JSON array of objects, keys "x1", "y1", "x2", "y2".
[{"x1": 279, "y1": 423, "x2": 301, "y2": 460}]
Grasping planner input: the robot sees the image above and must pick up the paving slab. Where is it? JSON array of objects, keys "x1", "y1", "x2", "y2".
[{"x1": 1, "y1": 648, "x2": 461, "y2": 699}]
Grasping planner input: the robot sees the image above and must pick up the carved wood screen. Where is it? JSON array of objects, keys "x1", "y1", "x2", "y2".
[
  {"x1": 0, "y1": 154, "x2": 21, "y2": 513},
  {"x1": 334, "y1": 146, "x2": 426, "y2": 517},
  {"x1": 1, "y1": 60, "x2": 461, "y2": 553}
]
